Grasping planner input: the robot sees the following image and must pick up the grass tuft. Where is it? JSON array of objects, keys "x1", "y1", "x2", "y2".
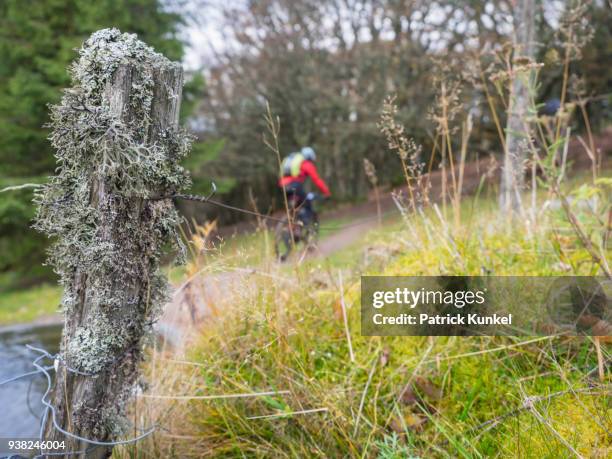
[{"x1": 119, "y1": 179, "x2": 610, "y2": 458}]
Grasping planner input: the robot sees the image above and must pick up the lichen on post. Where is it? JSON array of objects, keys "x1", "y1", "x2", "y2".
[{"x1": 34, "y1": 28, "x2": 190, "y2": 456}]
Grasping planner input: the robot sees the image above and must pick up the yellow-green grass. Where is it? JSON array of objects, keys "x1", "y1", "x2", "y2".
[
  {"x1": 0, "y1": 283, "x2": 62, "y2": 326},
  {"x1": 130, "y1": 281, "x2": 609, "y2": 457},
  {"x1": 122, "y1": 180, "x2": 610, "y2": 458}
]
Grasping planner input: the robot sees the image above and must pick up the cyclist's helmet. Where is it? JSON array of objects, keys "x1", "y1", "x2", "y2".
[{"x1": 301, "y1": 146, "x2": 316, "y2": 161}]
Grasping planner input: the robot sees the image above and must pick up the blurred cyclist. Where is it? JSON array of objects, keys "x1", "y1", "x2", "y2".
[{"x1": 278, "y1": 146, "x2": 331, "y2": 220}]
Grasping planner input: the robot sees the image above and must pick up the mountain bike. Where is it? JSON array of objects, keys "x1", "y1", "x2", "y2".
[{"x1": 274, "y1": 192, "x2": 320, "y2": 262}]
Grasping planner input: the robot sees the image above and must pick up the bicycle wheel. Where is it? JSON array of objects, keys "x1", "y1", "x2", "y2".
[
  {"x1": 303, "y1": 220, "x2": 319, "y2": 251},
  {"x1": 303, "y1": 211, "x2": 319, "y2": 251},
  {"x1": 274, "y1": 219, "x2": 293, "y2": 262}
]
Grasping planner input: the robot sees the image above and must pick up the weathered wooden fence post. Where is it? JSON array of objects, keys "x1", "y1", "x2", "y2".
[{"x1": 34, "y1": 28, "x2": 189, "y2": 457}]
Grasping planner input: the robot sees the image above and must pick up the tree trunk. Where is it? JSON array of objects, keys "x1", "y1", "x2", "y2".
[
  {"x1": 38, "y1": 29, "x2": 186, "y2": 458},
  {"x1": 500, "y1": 0, "x2": 536, "y2": 215}
]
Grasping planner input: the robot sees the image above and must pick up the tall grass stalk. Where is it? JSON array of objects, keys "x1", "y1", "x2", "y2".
[
  {"x1": 363, "y1": 158, "x2": 382, "y2": 226},
  {"x1": 263, "y1": 102, "x2": 294, "y2": 246}
]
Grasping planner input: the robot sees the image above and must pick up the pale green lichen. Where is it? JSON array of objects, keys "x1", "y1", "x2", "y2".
[
  {"x1": 67, "y1": 312, "x2": 129, "y2": 374},
  {"x1": 34, "y1": 28, "x2": 190, "y2": 439}
]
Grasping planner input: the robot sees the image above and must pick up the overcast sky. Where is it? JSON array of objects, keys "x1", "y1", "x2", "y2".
[
  {"x1": 184, "y1": 26, "x2": 210, "y2": 70},
  {"x1": 179, "y1": 0, "x2": 568, "y2": 71},
  {"x1": 179, "y1": 0, "x2": 229, "y2": 70}
]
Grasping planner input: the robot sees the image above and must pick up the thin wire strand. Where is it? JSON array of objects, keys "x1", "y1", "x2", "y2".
[
  {"x1": 0, "y1": 345, "x2": 160, "y2": 457},
  {"x1": 164, "y1": 193, "x2": 396, "y2": 231},
  {"x1": 0, "y1": 367, "x2": 53, "y2": 386},
  {"x1": 27, "y1": 345, "x2": 157, "y2": 447}
]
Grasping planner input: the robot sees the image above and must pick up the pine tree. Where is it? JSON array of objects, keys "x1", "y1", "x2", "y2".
[{"x1": 0, "y1": 0, "x2": 185, "y2": 285}]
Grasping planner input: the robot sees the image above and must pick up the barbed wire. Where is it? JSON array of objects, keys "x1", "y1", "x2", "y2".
[
  {"x1": 0, "y1": 345, "x2": 156, "y2": 458},
  {"x1": 1, "y1": 179, "x2": 393, "y2": 233},
  {"x1": 170, "y1": 193, "x2": 289, "y2": 224},
  {"x1": 161, "y1": 189, "x2": 396, "y2": 232}
]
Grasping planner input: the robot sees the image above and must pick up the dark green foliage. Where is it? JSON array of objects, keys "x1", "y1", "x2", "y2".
[
  {"x1": 0, "y1": 183, "x2": 50, "y2": 286},
  {"x1": 183, "y1": 139, "x2": 237, "y2": 194},
  {"x1": 0, "y1": 0, "x2": 183, "y2": 176},
  {"x1": 0, "y1": 0, "x2": 186, "y2": 286},
  {"x1": 578, "y1": 1, "x2": 612, "y2": 127},
  {"x1": 181, "y1": 71, "x2": 205, "y2": 122}
]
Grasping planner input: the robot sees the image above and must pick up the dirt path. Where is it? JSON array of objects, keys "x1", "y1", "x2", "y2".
[
  {"x1": 157, "y1": 131, "x2": 612, "y2": 347},
  {"x1": 156, "y1": 157, "x2": 492, "y2": 346},
  {"x1": 313, "y1": 153, "x2": 495, "y2": 257},
  {"x1": 316, "y1": 219, "x2": 379, "y2": 257},
  {"x1": 157, "y1": 269, "x2": 256, "y2": 347}
]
